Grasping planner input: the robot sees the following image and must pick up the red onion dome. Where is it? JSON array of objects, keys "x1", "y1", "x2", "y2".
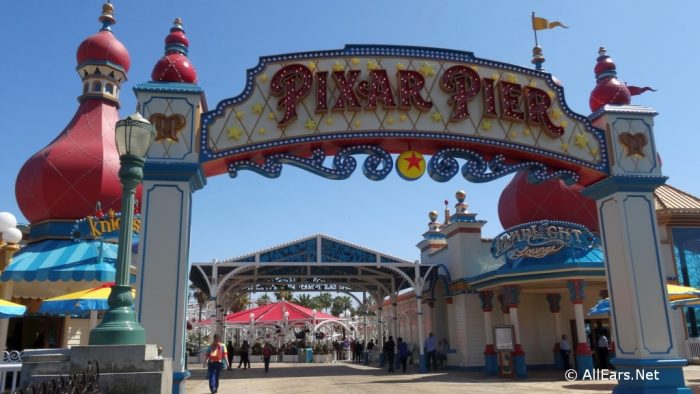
[
  {"x1": 498, "y1": 172, "x2": 599, "y2": 232},
  {"x1": 589, "y1": 47, "x2": 630, "y2": 112},
  {"x1": 76, "y1": 3, "x2": 130, "y2": 73},
  {"x1": 151, "y1": 18, "x2": 198, "y2": 83}
]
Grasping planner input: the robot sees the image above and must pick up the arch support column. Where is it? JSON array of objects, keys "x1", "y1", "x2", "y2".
[
  {"x1": 504, "y1": 285, "x2": 526, "y2": 378},
  {"x1": 479, "y1": 290, "x2": 498, "y2": 374},
  {"x1": 568, "y1": 280, "x2": 594, "y2": 377},
  {"x1": 546, "y1": 293, "x2": 565, "y2": 369}
]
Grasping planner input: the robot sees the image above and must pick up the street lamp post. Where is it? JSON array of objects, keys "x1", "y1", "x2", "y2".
[
  {"x1": 312, "y1": 309, "x2": 317, "y2": 345},
  {"x1": 90, "y1": 113, "x2": 155, "y2": 345},
  {"x1": 249, "y1": 312, "x2": 255, "y2": 344}
]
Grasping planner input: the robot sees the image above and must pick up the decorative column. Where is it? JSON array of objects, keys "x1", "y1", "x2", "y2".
[
  {"x1": 377, "y1": 291, "x2": 385, "y2": 367},
  {"x1": 503, "y1": 285, "x2": 526, "y2": 378},
  {"x1": 568, "y1": 279, "x2": 594, "y2": 376},
  {"x1": 479, "y1": 290, "x2": 498, "y2": 374},
  {"x1": 497, "y1": 294, "x2": 510, "y2": 325},
  {"x1": 392, "y1": 292, "x2": 400, "y2": 370},
  {"x1": 546, "y1": 293, "x2": 564, "y2": 369},
  {"x1": 600, "y1": 289, "x2": 617, "y2": 361}
]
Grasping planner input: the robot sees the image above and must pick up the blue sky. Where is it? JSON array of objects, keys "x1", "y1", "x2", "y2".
[{"x1": 2, "y1": 1, "x2": 699, "y2": 266}]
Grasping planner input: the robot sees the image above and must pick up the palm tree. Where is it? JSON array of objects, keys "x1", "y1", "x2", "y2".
[
  {"x1": 314, "y1": 292, "x2": 333, "y2": 313},
  {"x1": 220, "y1": 287, "x2": 249, "y2": 314},
  {"x1": 293, "y1": 294, "x2": 314, "y2": 308},
  {"x1": 257, "y1": 293, "x2": 271, "y2": 307},
  {"x1": 331, "y1": 295, "x2": 355, "y2": 316},
  {"x1": 274, "y1": 288, "x2": 294, "y2": 301}
]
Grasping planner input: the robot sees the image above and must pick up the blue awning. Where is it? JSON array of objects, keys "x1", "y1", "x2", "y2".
[{"x1": 1, "y1": 240, "x2": 118, "y2": 282}]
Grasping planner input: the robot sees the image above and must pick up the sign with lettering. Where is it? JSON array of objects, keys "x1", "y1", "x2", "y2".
[
  {"x1": 200, "y1": 45, "x2": 607, "y2": 184},
  {"x1": 72, "y1": 209, "x2": 141, "y2": 242},
  {"x1": 491, "y1": 220, "x2": 596, "y2": 261}
]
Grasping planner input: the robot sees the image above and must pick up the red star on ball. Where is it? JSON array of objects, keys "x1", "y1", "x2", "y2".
[{"x1": 404, "y1": 152, "x2": 423, "y2": 170}]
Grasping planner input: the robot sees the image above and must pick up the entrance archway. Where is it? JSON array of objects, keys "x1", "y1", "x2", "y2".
[{"x1": 133, "y1": 45, "x2": 681, "y2": 393}]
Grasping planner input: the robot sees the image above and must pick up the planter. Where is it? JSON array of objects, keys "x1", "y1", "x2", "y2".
[
  {"x1": 282, "y1": 355, "x2": 297, "y2": 363},
  {"x1": 313, "y1": 354, "x2": 333, "y2": 363}
]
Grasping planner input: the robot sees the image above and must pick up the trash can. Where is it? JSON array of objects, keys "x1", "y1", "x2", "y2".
[{"x1": 305, "y1": 348, "x2": 314, "y2": 363}]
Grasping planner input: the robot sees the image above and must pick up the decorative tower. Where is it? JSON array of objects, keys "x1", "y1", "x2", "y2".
[
  {"x1": 15, "y1": 3, "x2": 131, "y2": 229},
  {"x1": 151, "y1": 18, "x2": 198, "y2": 83},
  {"x1": 589, "y1": 47, "x2": 631, "y2": 112}
]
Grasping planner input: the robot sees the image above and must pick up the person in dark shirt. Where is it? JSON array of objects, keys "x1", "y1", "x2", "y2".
[
  {"x1": 397, "y1": 337, "x2": 410, "y2": 373},
  {"x1": 384, "y1": 336, "x2": 396, "y2": 372}
]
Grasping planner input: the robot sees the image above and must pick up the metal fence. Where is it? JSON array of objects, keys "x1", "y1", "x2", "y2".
[
  {"x1": 13, "y1": 360, "x2": 99, "y2": 394},
  {"x1": 686, "y1": 338, "x2": 700, "y2": 364},
  {"x1": 0, "y1": 351, "x2": 22, "y2": 394}
]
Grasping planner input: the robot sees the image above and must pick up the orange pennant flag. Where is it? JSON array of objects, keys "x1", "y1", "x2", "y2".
[{"x1": 532, "y1": 15, "x2": 569, "y2": 31}]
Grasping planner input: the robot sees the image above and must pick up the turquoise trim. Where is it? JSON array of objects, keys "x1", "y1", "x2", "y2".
[
  {"x1": 611, "y1": 358, "x2": 690, "y2": 394},
  {"x1": 28, "y1": 221, "x2": 79, "y2": 240},
  {"x1": 418, "y1": 354, "x2": 427, "y2": 373},
  {"x1": 173, "y1": 370, "x2": 191, "y2": 394},
  {"x1": 485, "y1": 354, "x2": 498, "y2": 375},
  {"x1": 575, "y1": 353, "x2": 594, "y2": 379},
  {"x1": 143, "y1": 162, "x2": 207, "y2": 191},
  {"x1": 134, "y1": 82, "x2": 204, "y2": 94},
  {"x1": 582, "y1": 175, "x2": 667, "y2": 200},
  {"x1": 469, "y1": 267, "x2": 606, "y2": 290},
  {"x1": 513, "y1": 354, "x2": 527, "y2": 378}
]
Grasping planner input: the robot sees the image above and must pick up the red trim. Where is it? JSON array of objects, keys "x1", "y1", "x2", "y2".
[
  {"x1": 572, "y1": 300, "x2": 584, "y2": 305},
  {"x1": 482, "y1": 307, "x2": 493, "y2": 312},
  {"x1": 484, "y1": 344, "x2": 496, "y2": 355},
  {"x1": 512, "y1": 344, "x2": 525, "y2": 356},
  {"x1": 610, "y1": 341, "x2": 616, "y2": 352},
  {"x1": 575, "y1": 343, "x2": 592, "y2": 355}
]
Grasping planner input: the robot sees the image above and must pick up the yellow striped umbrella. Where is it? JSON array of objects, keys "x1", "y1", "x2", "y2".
[{"x1": 38, "y1": 282, "x2": 135, "y2": 315}]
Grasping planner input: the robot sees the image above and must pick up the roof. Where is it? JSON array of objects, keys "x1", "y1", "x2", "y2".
[
  {"x1": 225, "y1": 301, "x2": 337, "y2": 325},
  {"x1": 1, "y1": 239, "x2": 117, "y2": 282},
  {"x1": 655, "y1": 185, "x2": 700, "y2": 211}
]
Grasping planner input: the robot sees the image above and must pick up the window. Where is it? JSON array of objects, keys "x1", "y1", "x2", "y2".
[
  {"x1": 93, "y1": 81, "x2": 101, "y2": 92},
  {"x1": 672, "y1": 227, "x2": 700, "y2": 337},
  {"x1": 105, "y1": 83, "x2": 114, "y2": 94}
]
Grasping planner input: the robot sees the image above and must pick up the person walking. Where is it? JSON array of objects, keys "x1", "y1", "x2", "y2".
[
  {"x1": 597, "y1": 331, "x2": 610, "y2": 369},
  {"x1": 262, "y1": 342, "x2": 272, "y2": 372},
  {"x1": 238, "y1": 340, "x2": 251, "y2": 369},
  {"x1": 226, "y1": 341, "x2": 234, "y2": 370},
  {"x1": 424, "y1": 332, "x2": 437, "y2": 371},
  {"x1": 559, "y1": 334, "x2": 571, "y2": 370},
  {"x1": 385, "y1": 336, "x2": 396, "y2": 372},
  {"x1": 203, "y1": 334, "x2": 228, "y2": 394},
  {"x1": 397, "y1": 337, "x2": 410, "y2": 373}
]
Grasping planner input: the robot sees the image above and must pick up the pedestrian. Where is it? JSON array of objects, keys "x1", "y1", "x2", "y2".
[
  {"x1": 424, "y1": 332, "x2": 437, "y2": 371},
  {"x1": 559, "y1": 334, "x2": 571, "y2": 370},
  {"x1": 397, "y1": 337, "x2": 410, "y2": 373},
  {"x1": 226, "y1": 341, "x2": 234, "y2": 370},
  {"x1": 597, "y1": 331, "x2": 610, "y2": 369},
  {"x1": 262, "y1": 341, "x2": 272, "y2": 372},
  {"x1": 385, "y1": 336, "x2": 396, "y2": 372},
  {"x1": 203, "y1": 334, "x2": 228, "y2": 394},
  {"x1": 440, "y1": 337, "x2": 449, "y2": 369},
  {"x1": 238, "y1": 340, "x2": 250, "y2": 369}
]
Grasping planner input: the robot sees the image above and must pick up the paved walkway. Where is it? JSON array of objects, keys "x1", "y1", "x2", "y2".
[{"x1": 185, "y1": 362, "x2": 700, "y2": 393}]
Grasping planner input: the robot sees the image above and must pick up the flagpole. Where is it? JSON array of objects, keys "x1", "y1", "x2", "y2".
[{"x1": 532, "y1": 12, "x2": 539, "y2": 47}]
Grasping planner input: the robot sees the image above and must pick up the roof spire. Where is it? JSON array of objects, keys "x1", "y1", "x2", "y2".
[
  {"x1": 443, "y1": 200, "x2": 451, "y2": 225},
  {"x1": 531, "y1": 46, "x2": 545, "y2": 70},
  {"x1": 99, "y1": 2, "x2": 116, "y2": 31}
]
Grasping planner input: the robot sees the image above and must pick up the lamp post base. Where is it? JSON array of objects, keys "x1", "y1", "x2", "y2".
[{"x1": 89, "y1": 286, "x2": 146, "y2": 345}]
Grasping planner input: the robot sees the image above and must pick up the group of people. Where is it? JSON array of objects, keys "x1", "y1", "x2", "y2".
[
  {"x1": 559, "y1": 330, "x2": 610, "y2": 371},
  {"x1": 203, "y1": 335, "x2": 274, "y2": 394},
  {"x1": 424, "y1": 332, "x2": 449, "y2": 371}
]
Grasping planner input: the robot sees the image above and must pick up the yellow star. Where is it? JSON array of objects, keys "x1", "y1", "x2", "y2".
[
  {"x1": 267, "y1": 112, "x2": 276, "y2": 121},
  {"x1": 419, "y1": 62, "x2": 436, "y2": 77},
  {"x1": 523, "y1": 127, "x2": 531, "y2": 137},
  {"x1": 481, "y1": 119, "x2": 492, "y2": 131},
  {"x1": 470, "y1": 66, "x2": 479, "y2": 72},
  {"x1": 333, "y1": 62, "x2": 345, "y2": 72},
  {"x1": 547, "y1": 90, "x2": 556, "y2": 99},
  {"x1": 354, "y1": 120, "x2": 361, "y2": 128},
  {"x1": 386, "y1": 116, "x2": 395, "y2": 125},
  {"x1": 258, "y1": 127, "x2": 266, "y2": 135},
  {"x1": 252, "y1": 104, "x2": 264, "y2": 115},
  {"x1": 395, "y1": 63, "x2": 406, "y2": 70},
  {"x1": 367, "y1": 61, "x2": 380, "y2": 71},
  {"x1": 574, "y1": 133, "x2": 589, "y2": 149},
  {"x1": 325, "y1": 117, "x2": 334, "y2": 125},
  {"x1": 308, "y1": 62, "x2": 317, "y2": 71},
  {"x1": 227, "y1": 126, "x2": 243, "y2": 140},
  {"x1": 561, "y1": 142, "x2": 569, "y2": 152},
  {"x1": 591, "y1": 147, "x2": 599, "y2": 157},
  {"x1": 506, "y1": 73, "x2": 518, "y2": 83},
  {"x1": 509, "y1": 131, "x2": 518, "y2": 139},
  {"x1": 305, "y1": 119, "x2": 317, "y2": 131},
  {"x1": 550, "y1": 109, "x2": 562, "y2": 120},
  {"x1": 528, "y1": 80, "x2": 537, "y2": 87},
  {"x1": 399, "y1": 114, "x2": 407, "y2": 122},
  {"x1": 560, "y1": 121, "x2": 568, "y2": 128},
  {"x1": 236, "y1": 111, "x2": 244, "y2": 120},
  {"x1": 258, "y1": 74, "x2": 268, "y2": 83},
  {"x1": 491, "y1": 73, "x2": 499, "y2": 80},
  {"x1": 351, "y1": 57, "x2": 360, "y2": 66},
  {"x1": 431, "y1": 111, "x2": 443, "y2": 122}
]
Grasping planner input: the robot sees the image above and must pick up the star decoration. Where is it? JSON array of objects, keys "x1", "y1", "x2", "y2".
[
  {"x1": 325, "y1": 117, "x2": 334, "y2": 125},
  {"x1": 351, "y1": 57, "x2": 360, "y2": 66},
  {"x1": 258, "y1": 127, "x2": 266, "y2": 134},
  {"x1": 419, "y1": 62, "x2": 436, "y2": 77},
  {"x1": 396, "y1": 63, "x2": 406, "y2": 70},
  {"x1": 491, "y1": 73, "x2": 499, "y2": 80},
  {"x1": 267, "y1": 112, "x2": 276, "y2": 121},
  {"x1": 481, "y1": 119, "x2": 492, "y2": 131},
  {"x1": 560, "y1": 121, "x2": 568, "y2": 128},
  {"x1": 528, "y1": 80, "x2": 537, "y2": 87},
  {"x1": 431, "y1": 111, "x2": 443, "y2": 122},
  {"x1": 470, "y1": 66, "x2": 479, "y2": 72},
  {"x1": 386, "y1": 116, "x2": 395, "y2": 125},
  {"x1": 591, "y1": 147, "x2": 599, "y2": 157},
  {"x1": 308, "y1": 62, "x2": 317, "y2": 71},
  {"x1": 333, "y1": 62, "x2": 345, "y2": 72},
  {"x1": 354, "y1": 120, "x2": 361, "y2": 128},
  {"x1": 574, "y1": 133, "x2": 589, "y2": 149},
  {"x1": 236, "y1": 111, "x2": 244, "y2": 120},
  {"x1": 550, "y1": 109, "x2": 562, "y2": 120},
  {"x1": 506, "y1": 73, "x2": 518, "y2": 83},
  {"x1": 227, "y1": 126, "x2": 243, "y2": 140},
  {"x1": 367, "y1": 61, "x2": 380, "y2": 71},
  {"x1": 404, "y1": 152, "x2": 424, "y2": 170},
  {"x1": 523, "y1": 128, "x2": 531, "y2": 137},
  {"x1": 561, "y1": 143, "x2": 569, "y2": 152},
  {"x1": 259, "y1": 74, "x2": 268, "y2": 83},
  {"x1": 399, "y1": 114, "x2": 407, "y2": 122},
  {"x1": 252, "y1": 104, "x2": 263, "y2": 115},
  {"x1": 547, "y1": 91, "x2": 555, "y2": 99},
  {"x1": 509, "y1": 131, "x2": 518, "y2": 139},
  {"x1": 305, "y1": 119, "x2": 317, "y2": 131}
]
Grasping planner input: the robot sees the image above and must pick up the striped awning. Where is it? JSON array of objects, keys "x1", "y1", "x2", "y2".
[{"x1": 1, "y1": 239, "x2": 118, "y2": 282}]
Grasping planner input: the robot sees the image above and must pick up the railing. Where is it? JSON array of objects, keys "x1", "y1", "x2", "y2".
[
  {"x1": 686, "y1": 337, "x2": 700, "y2": 364},
  {"x1": 13, "y1": 361, "x2": 99, "y2": 394},
  {"x1": 0, "y1": 351, "x2": 22, "y2": 394}
]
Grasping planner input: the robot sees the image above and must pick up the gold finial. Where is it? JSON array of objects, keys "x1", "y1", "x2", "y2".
[
  {"x1": 598, "y1": 47, "x2": 607, "y2": 57},
  {"x1": 428, "y1": 211, "x2": 438, "y2": 223},
  {"x1": 99, "y1": 2, "x2": 116, "y2": 26}
]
